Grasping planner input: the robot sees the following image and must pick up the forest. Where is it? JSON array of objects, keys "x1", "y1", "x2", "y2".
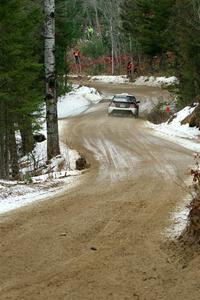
[{"x1": 0, "y1": 0, "x2": 200, "y2": 180}]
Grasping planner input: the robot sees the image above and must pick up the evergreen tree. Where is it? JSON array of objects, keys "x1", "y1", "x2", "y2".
[
  {"x1": 55, "y1": 0, "x2": 84, "y2": 93},
  {"x1": 0, "y1": 0, "x2": 43, "y2": 178},
  {"x1": 173, "y1": 0, "x2": 200, "y2": 105},
  {"x1": 121, "y1": 0, "x2": 175, "y2": 67}
]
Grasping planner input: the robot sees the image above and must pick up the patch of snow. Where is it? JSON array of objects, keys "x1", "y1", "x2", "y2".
[
  {"x1": 84, "y1": 137, "x2": 140, "y2": 183},
  {"x1": 134, "y1": 76, "x2": 178, "y2": 87},
  {"x1": 0, "y1": 175, "x2": 80, "y2": 214},
  {"x1": 165, "y1": 178, "x2": 194, "y2": 239},
  {"x1": 89, "y1": 75, "x2": 178, "y2": 87},
  {"x1": 90, "y1": 75, "x2": 129, "y2": 84},
  {"x1": 166, "y1": 204, "x2": 190, "y2": 239},
  {"x1": 147, "y1": 105, "x2": 200, "y2": 151},
  {"x1": 57, "y1": 85, "x2": 102, "y2": 118},
  {"x1": 0, "y1": 139, "x2": 81, "y2": 214}
]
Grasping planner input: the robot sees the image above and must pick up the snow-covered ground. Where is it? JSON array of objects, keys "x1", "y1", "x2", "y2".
[
  {"x1": 147, "y1": 105, "x2": 200, "y2": 152},
  {"x1": 165, "y1": 194, "x2": 191, "y2": 239},
  {"x1": 0, "y1": 85, "x2": 102, "y2": 214},
  {"x1": 89, "y1": 75, "x2": 178, "y2": 87},
  {"x1": 58, "y1": 85, "x2": 102, "y2": 118},
  {"x1": 90, "y1": 75, "x2": 129, "y2": 84},
  {"x1": 134, "y1": 76, "x2": 178, "y2": 87}
]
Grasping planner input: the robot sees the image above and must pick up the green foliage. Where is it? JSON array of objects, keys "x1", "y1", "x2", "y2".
[
  {"x1": 90, "y1": 64, "x2": 107, "y2": 75},
  {"x1": 0, "y1": 0, "x2": 43, "y2": 120},
  {"x1": 55, "y1": 0, "x2": 85, "y2": 95},
  {"x1": 121, "y1": 0, "x2": 200, "y2": 107},
  {"x1": 121, "y1": 0, "x2": 175, "y2": 56},
  {"x1": 173, "y1": 0, "x2": 200, "y2": 106},
  {"x1": 80, "y1": 38, "x2": 109, "y2": 59},
  {"x1": 0, "y1": 0, "x2": 44, "y2": 177}
]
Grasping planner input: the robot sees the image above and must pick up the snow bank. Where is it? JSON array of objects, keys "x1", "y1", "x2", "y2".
[
  {"x1": 0, "y1": 174, "x2": 80, "y2": 214},
  {"x1": 148, "y1": 105, "x2": 200, "y2": 151},
  {"x1": 90, "y1": 75, "x2": 129, "y2": 84},
  {"x1": 57, "y1": 85, "x2": 102, "y2": 118},
  {"x1": 134, "y1": 76, "x2": 178, "y2": 87},
  {"x1": 0, "y1": 141, "x2": 80, "y2": 214},
  {"x1": 165, "y1": 198, "x2": 190, "y2": 239},
  {"x1": 89, "y1": 75, "x2": 178, "y2": 87}
]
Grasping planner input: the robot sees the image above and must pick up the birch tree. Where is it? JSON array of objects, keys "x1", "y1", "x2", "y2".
[
  {"x1": 44, "y1": 0, "x2": 60, "y2": 160},
  {"x1": 86, "y1": 0, "x2": 123, "y2": 74}
]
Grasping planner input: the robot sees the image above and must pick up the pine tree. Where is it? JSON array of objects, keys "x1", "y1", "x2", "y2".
[
  {"x1": 174, "y1": 0, "x2": 200, "y2": 105},
  {"x1": 0, "y1": 0, "x2": 43, "y2": 178},
  {"x1": 55, "y1": 0, "x2": 84, "y2": 93},
  {"x1": 121, "y1": 0, "x2": 175, "y2": 67}
]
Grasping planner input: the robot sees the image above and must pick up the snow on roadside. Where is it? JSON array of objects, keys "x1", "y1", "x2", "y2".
[
  {"x1": 134, "y1": 76, "x2": 178, "y2": 87},
  {"x1": 0, "y1": 174, "x2": 80, "y2": 214},
  {"x1": 147, "y1": 105, "x2": 200, "y2": 152},
  {"x1": 164, "y1": 175, "x2": 196, "y2": 239},
  {"x1": 89, "y1": 75, "x2": 178, "y2": 87},
  {"x1": 0, "y1": 85, "x2": 102, "y2": 215},
  {"x1": 165, "y1": 196, "x2": 190, "y2": 239},
  {"x1": 0, "y1": 141, "x2": 81, "y2": 214},
  {"x1": 90, "y1": 75, "x2": 129, "y2": 84},
  {"x1": 147, "y1": 105, "x2": 200, "y2": 239},
  {"x1": 58, "y1": 85, "x2": 102, "y2": 118}
]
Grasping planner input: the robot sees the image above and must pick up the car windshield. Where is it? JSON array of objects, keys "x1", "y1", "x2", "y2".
[{"x1": 113, "y1": 95, "x2": 136, "y2": 103}]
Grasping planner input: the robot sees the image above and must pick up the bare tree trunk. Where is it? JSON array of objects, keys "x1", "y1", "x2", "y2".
[
  {"x1": 44, "y1": 0, "x2": 60, "y2": 160},
  {"x1": 110, "y1": 18, "x2": 115, "y2": 75},
  {"x1": 93, "y1": 0, "x2": 102, "y2": 38},
  {"x1": 8, "y1": 121, "x2": 19, "y2": 179},
  {"x1": 0, "y1": 101, "x2": 8, "y2": 179},
  {"x1": 19, "y1": 119, "x2": 34, "y2": 156}
]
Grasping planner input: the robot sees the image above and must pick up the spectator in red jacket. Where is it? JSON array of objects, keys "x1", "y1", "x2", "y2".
[
  {"x1": 73, "y1": 50, "x2": 80, "y2": 64},
  {"x1": 127, "y1": 61, "x2": 133, "y2": 77}
]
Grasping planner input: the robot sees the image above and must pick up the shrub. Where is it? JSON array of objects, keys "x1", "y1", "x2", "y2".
[{"x1": 147, "y1": 102, "x2": 172, "y2": 124}]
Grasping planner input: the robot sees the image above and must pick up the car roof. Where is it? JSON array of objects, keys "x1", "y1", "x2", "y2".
[
  {"x1": 114, "y1": 93, "x2": 135, "y2": 97},
  {"x1": 114, "y1": 93, "x2": 133, "y2": 97},
  {"x1": 112, "y1": 94, "x2": 137, "y2": 102}
]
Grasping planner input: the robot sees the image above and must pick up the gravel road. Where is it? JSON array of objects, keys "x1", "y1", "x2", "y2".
[{"x1": 0, "y1": 83, "x2": 199, "y2": 300}]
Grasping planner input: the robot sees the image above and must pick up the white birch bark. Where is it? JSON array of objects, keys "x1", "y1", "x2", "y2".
[{"x1": 44, "y1": 0, "x2": 60, "y2": 160}]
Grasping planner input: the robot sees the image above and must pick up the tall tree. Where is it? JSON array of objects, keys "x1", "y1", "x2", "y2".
[
  {"x1": 55, "y1": 0, "x2": 84, "y2": 91},
  {"x1": 174, "y1": 0, "x2": 200, "y2": 105},
  {"x1": 83, "y1": 0, "x2": 124, "y2": 74},
  {"x1": 44, "y1": 0, "x2": 60, "y2": 160},
  {"x1": 0, "y1": 0, "x2": 43, "y2": 178},
  {"x1": 121, "y1": 0, "x2": 175, "y2": 67}
]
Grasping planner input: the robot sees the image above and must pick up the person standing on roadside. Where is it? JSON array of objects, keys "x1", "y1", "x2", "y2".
[
  {"x1": 127, "y1": 61, "x2": 133, "y2": 78},
  {"x1": 133, "y1": 63, "x2": 138, "y2": 75},
  {"x1": 73, "y1": 50, "x2": 81, "y2": 74},
  {"x1": 73, "y1": 50, "x2": 80, "y2": 65}
]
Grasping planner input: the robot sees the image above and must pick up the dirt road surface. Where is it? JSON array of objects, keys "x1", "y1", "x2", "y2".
[{"x1": 0, "y1": 83, "x2": 199, "y2": 300}]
